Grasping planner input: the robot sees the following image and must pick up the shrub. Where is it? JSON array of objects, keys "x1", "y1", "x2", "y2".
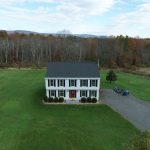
[
  {"x1": 59, "y1": 97, "x2": 64, "y2": 103},
  {"x1": 43, "y1": 96, "x2": 48, "y2": 102},
  {"x1": 127, "y1": 131, "x2": 150, "y2": 150},
  {"x1": 92, "y1": 98, "x2": 97, "y2": 103},
  {"x1": 81, "y1": 97, "x2": 86, "y2": 103},
  {"x1": 48, "y1": 97, "x2": 53, "y2": 103},
  {"x1": 54, "y1": 97, "x2": 59, "y2": 103},
  {"x1": 87, "y1": 97, "x2": 92, "y2": 103}
]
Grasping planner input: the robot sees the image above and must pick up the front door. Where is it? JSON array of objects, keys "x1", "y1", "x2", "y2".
[{"x1": 69, "y1": 90, "x2": 76, "y2": 99}]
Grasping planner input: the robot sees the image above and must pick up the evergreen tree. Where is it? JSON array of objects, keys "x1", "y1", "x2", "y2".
[{"x1": 106, "y1": 70, "x2": 117, "y2": 83}]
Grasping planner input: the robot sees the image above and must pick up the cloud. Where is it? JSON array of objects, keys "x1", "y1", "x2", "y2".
[
  {"x1": 0, "y1": 0, "x2": 149, "y2": 37},
  {"x1": 0, "y1": 0, "x2": 116, "y2": 31},
  {"x1": 106, "y1": 1, "x2": 150, "y2": 37}
]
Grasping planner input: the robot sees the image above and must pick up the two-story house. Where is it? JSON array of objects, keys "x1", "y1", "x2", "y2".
[{"x1": 45, "y1": 62, "x2": 100, "y2": 101}]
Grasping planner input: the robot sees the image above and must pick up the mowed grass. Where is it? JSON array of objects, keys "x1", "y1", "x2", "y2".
[
  {"x1": 101, "y1": 70, "x2": 150, "y2": 101},
  {"x1": 0, "y1": 69, "x2": 139, "y2": 150}
]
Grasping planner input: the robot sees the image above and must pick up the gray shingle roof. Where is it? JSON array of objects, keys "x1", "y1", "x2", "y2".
[{"x1": 46, "y1": 62, "x2": 100, "y2": 78}]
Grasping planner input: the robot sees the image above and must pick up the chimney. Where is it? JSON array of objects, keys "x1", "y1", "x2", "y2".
[{"x1": 97, "y1": 59, "x2": 100, "y2": 69}]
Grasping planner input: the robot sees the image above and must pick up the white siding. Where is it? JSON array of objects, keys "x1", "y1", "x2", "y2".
[{"x1": 45, "y1": 78, "x2": 100, "y2": 101}]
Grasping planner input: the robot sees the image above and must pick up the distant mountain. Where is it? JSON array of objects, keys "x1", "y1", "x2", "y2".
[
  {"x1": 7, "y1": 30, "x2": 109, "y2": 39},
  {"x1": 7, "y1": 30, "x2": 38, "y2": 35}
]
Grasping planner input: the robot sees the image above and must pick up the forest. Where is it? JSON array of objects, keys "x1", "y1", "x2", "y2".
[{"x1": 0, "y1": 30, "x2": 149, "y2": 68}]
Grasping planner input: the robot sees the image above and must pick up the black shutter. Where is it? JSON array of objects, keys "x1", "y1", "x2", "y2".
[
  {"x1": 48, "y1": 80, "x2": 50, "y2": 87},
  {"x1": 86, "y1": 91, "x2": 87, "y2": 97},
  {"x1": 80, "y1": 90, "x2": 81, "y2": 97},
  {"x1": 64, "y1": 90, "x2": 65, "y2": 97},
  {"x1": 69, "y1": 80, "x2": 70, "y2": 87},
  {"x1": 58, "y1": 80, "x2": 59, "y2": 87},
  {"x1": 75, "y1": 80, "x2": 76, "y2": 87},
  {"x1": 55, "y1": 91, "x2": 56, "y2": 97},
  {"x1": 49, "y1": 90, "x2": 50, "y2": 97},
  {"x1": 96, "y1": 80, "x2": 97, "y2": 86},
  {"x1": 64, "y1": 80, "x2": 65, "y2": 87},
  {"x1": 90, "y1": 80, "x2": 91, "y2": 87}
]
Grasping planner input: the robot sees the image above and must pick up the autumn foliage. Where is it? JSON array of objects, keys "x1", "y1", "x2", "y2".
[{"x1": 0, "y1": 30, "x2": 149, "y2": 68}]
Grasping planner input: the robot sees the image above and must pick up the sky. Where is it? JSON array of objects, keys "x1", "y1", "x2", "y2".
[{"x1": 0, "y1": 0, "x2": 150, "y2": 37}]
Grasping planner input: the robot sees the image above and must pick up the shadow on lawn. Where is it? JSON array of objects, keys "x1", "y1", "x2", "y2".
[{"x1": 32, "y1": 86, "x2": 45, "y2": 107}]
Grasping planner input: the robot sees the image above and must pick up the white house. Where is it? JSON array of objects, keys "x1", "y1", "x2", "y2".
[{"x1": 45, "y1": 62, "x2": 100, "y2": 101}]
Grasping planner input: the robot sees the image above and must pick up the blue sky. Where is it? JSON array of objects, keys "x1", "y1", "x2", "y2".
[{"x1": 0, "y1": 0, "x2": 150, "y2": 37}]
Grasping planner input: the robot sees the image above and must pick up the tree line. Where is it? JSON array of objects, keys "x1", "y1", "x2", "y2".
[{"x1": 0, "y1": 30, "x2": 149, "y2": 68}]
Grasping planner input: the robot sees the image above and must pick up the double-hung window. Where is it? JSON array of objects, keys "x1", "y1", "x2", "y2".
[
  {"x1": 49, "y1": 90, "x2": 56, "y2": 97},
  {"x1": 80, "y1": 80, "x2": 88, "y2": 87},
  {"x1": 58, "y1": 80, "x2": 65, "y2": 87},
  {"x1": 69, "y1": 80, "x2": 76, "y2": 87},
  {"x1": 89, "y1": 90, "x2": 97, "y2": 97},
  {"x1": 48, "y1": 79, "x2": 56, "y2": 87},
  {"x1": 90, "y1": 80, "x2": 97, "y2": 87},
  {"x1": 58, "y1": 90, "x2": 65, "y2": 97},
  {"x1": 80, "y1": 90, "x2": 87, "y2": 97}
]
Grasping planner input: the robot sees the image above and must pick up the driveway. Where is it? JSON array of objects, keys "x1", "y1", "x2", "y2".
[{"x1": 101, "y1": 89, "x2": 150, "y2": 131}]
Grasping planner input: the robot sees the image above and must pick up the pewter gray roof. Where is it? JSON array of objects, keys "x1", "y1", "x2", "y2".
[{"x1": 46, "y1": 62, "x2": 99, "y2": 78}]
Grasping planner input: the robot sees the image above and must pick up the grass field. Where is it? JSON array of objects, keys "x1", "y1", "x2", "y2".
[
  {"x1": 0, "y1": 69, "x2": 139, "y2": 150},
  {"x1": 101, "y1": 70, "x2": 150, "y2": 101}
]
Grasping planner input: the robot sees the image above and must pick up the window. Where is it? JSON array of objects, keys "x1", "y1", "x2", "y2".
[
  {"x1": 80, "y1": 80, "x2": 88, "y2": 87},
  {"x1": 80, "y1": 90, "x2": 87, "y2": 97},
  {"x1": 90, "y1": 80, "x2": 97, "y2": 87},
  {"x1": 49, "y1": 90, "x2": 56, "y2": 97},
  {"x1": 58, "y1": 90, "x2": 65, "y2": 97},
  {"x1": 89, "y1": 90, "x2": 97, "y2": 97},
  {"x1": 48, "y1": 79, "x2": 56, "y2": 87},
  {"x1": 58, "y1": 80, "x2": 65, "y2": 87},
  {"x1": 69, "y1": 80, "x2": 76, "y2": 87}
]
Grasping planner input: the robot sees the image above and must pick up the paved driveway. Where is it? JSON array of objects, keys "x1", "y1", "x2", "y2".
[{"x1": 101, "y1": 89, "x2": 150, "y2": 131}]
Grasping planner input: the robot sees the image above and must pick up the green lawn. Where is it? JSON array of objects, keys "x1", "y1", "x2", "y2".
[
  {"x1": 0, "y1": 69, "x2": 139, "y2": 150},
  {"x1": 101, "y1": 70, "x2": 150, "y2": 101}
]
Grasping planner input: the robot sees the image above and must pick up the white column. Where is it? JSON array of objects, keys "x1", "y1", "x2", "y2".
[
  {"x1": 66, "y1": 79, "x2": 69, "y2": 88},
  {"x1": 97, "y1": 89, "x2": 99, "y2": 101},
  {"x1": 56, "y1": 90, "x2": 58, "y2": 97},
  {"x1": 77, "y1": 79, "x2": 80, "y2": 88},
  {"x1": 88, "y1": 79, "x2": 90, "y2": 87},
  {"x1": 66, "y1": 90, "x2": 69, "y2": 100},
  {"x1": 55, "y1": 79, "x2": 58, "y2": 87},
  {"x1": 87, "y1": 90, "x2": 90, "y2": 97},
  {"x1": 45, "y1": 79, "x2": 48, "y2": 89},
  {"x1": 77, "y1": 90, "x2": 80, "y2": 100},
  {"x1": 46, "y1": 90, "x2": 49, "y2": 98}
]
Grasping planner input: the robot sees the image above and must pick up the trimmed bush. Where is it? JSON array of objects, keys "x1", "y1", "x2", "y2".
[
  {"x1": 92, "y1": 98, "x2": 97, "y2": 103},
  {"x1": 59, "y1": 97, "x2": 64, "y2": 103},
  {"x1": 44, "y1": 96, "x2": 48, "y2": 102},
  {"x1": 87, "y1": 97, "x2": 92, "y2": 103},
  {"x1": 48, "y1": 97, "x2": 53, "y2": 103},
  {"x1": 81, "y1": 97, "x2": 86, "y2": 103},
  {"x1": 54, "y1": 97, "x2": 59, "y2": 103}
]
